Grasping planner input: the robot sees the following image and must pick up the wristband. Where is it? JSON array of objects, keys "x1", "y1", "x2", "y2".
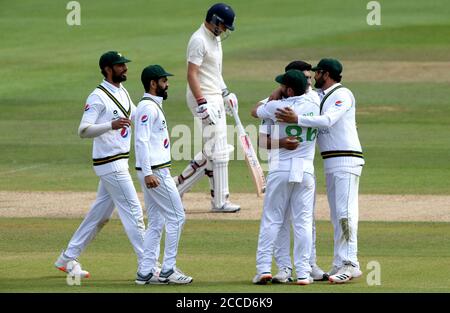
[{"x1": 196, "y1": 97, "x2": 207, "y2": 105}]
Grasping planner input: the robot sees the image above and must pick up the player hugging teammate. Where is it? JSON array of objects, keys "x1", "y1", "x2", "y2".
[
  {"x1": 251, "y1": 70, "x2": 320, "y2": 285},
  {"x1": 251, "y1": 58, "x2": 364, "y2": 285}
]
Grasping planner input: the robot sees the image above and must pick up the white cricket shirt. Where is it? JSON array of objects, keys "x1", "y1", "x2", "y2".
[
  {"x1": 186, "y1": 23, "x2": 227, "y2": 97},
  {"x1": 297, "y1": 83, "x2": 365, "y2": 174},
  {"x1": 134, "y1": 93, "x2": 171, "y2": 176},
  {"x1": 80, "y1": 80, "x2": 135, "y2": 176},
  {"x1": 257, "y1": 94, "x2": 320, "y2": 174}
]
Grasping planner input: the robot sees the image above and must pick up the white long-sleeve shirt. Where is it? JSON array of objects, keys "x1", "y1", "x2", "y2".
[
  {"x1": 256, "y1": 94, "x2": 320, "y2": 173},
  {"x1": 134, "y1": 93, "x2": 171, "y2": 176},
  {"x1": 79, "y1": 80, "x2": 135, "y2": 176},
  {"x1": 297, "y1": 83, "x2": 364, "y2": 174}
]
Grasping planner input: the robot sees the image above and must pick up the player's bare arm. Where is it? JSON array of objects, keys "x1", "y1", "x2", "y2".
[
  {"x1": 268, "y1": 86, "x2": 283, "y2": 101},
  {"x1": 250, "y1": 101, "x2": 264, "y2": 118},
  {"x1": 144, "y1": 175, "x2": 160, "y2": 188},
  {"x1": 187, "y1": 62, "x2": 204, "y2": 102},
  {"x1": 275, "y1": 107, "x2": 298, "y2": 123}
]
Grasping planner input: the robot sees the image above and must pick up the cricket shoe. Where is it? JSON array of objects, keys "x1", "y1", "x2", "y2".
[
  {"x1": 211, "y1": 200, "x2": 240, "y2": 213},
  {"x1": 296, "y1": 276, "x2": 314, "y2": 285},
  {"x1": 328, "y1": 263, "x2": 362, "y2": 284},
  {"x1": 252, "y1": 272, "x2": 272, "y2": 285},
  {"x1": 311, "y1": 264, "x2": 328, "y2": 281},
  {"x1": 326, "y1": 265, "x2": 340, "y2": 277},
  {"x1": 158, "y1": 268, "x2": 193, "y2": 284},
  {"x1": 272, "y1": 267, "x2": 293, "y2": 284},
  {"x1": 54, "y1": 252, "x2": 90, "y2": 278},
  {"x1": 135, "y1": 271, "x2": 167, "y2": 285}
]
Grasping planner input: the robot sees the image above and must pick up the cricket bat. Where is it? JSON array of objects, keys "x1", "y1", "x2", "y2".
[{"x1": 231, "y1": 105, "x2": 266, "y2": 197}]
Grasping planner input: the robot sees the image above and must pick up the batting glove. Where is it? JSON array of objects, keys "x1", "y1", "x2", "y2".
[
  {"x1": 196, "y1": 98, "x2": 218, "y2": 125},
  {"x1": 222, "y1": 89, "x2": 238, "y2": 116}
]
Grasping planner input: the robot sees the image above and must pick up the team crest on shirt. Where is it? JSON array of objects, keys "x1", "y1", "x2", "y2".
[
  {"x1": 120, "y1": 127, "x2": 129, "y2": 138},
  {"x1": 141, "y1": 114, "x2": 149, "y2": 123},
  {"x1": 335, "y1": 100, "x2": 343, "y2": 107},
  {"x1": 160, "y1": 120, "x2": 167, "y2": 131},
  {"x1": 163, "y1": 138, "x2": 169, "y2": 149},
  {"x1": 84, "y1": 104, "x2": 90, "y2": 111}
]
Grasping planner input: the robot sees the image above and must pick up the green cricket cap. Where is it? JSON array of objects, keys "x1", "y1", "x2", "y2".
[
  {"x1": 141, "y1": 65, "x2": 174, "y2": 81},
  {"x1": 99, "y1": 51, "x2": 131, "y2": 69},
  {"x1": 275, "y1": 69, "x2": 307, "y2": 91},
  {"x1": 311, "y1": 58, "x2": 343, "y2": 75}
]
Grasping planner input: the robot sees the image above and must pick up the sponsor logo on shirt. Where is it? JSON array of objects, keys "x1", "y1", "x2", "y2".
[
  {"x1": 163, "y1": 138, "x2": 169, "y2": 149},
  {"x1": 160, "y1": 120, "x2": 167, "y2": 131},
  {"x1": 84, "y1": 104, "x2": 90, "y2": 111},
  {"x1": 141, "y1": 114, "x2": 149, "y2": 123},
  {"x1": 335, "y1": 100, "x2": 343, "y2": 107},
  {"x1": 120, "y1": 127, "x2": 129, "y2": 138}
]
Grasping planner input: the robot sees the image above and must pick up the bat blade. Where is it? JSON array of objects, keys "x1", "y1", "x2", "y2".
[
  {"x1": 239, "y1": 134, "x2": 266, "y2": 197},
  {"x1": 231, "y1": 105, "x2": 266, "y2": 197}
]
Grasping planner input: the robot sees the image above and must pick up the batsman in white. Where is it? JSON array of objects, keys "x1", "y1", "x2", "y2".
[
  {"x1": 54, "y1": 51, "x2": 146, "y2": 278},
  {"x1": 172, "y1": 3, "x2": 240, "y2": 213},
  {"x1": 257, "y1": 61, "x2": 327, "y2": 283},
  {"x1": 251, "y1": 70, "x2": 319, "y2": 285},
  {"x1": 275, "y1": 58, "x2": 365, "y2": 284},
  {"x1": 134, "y1": 65, "x2": 192, "y2": 285}
]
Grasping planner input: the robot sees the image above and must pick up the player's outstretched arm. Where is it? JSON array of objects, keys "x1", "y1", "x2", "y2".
[
  {"x1": 259, "y1": 133, "x2": 299, "y2": 150},
  {"x1": 251, "y1": 101, "x2": 264, "y2": 118}
]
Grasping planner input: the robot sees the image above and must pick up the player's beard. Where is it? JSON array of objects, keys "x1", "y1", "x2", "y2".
[
  {"x1": 112, "y1": 69, "x2": 127, "y2": 83},
  {"x1": 156, "y1": 84, "x2": 168, "y2": 100},
  {"x1": 314, "y1": 76, "x2": 325, "y2": 89}
]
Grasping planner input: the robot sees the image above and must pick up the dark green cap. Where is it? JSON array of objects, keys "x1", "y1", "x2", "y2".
[
  {"x1": 311, "y1": 58, "x2": 343, "y2": 74},
  {"x1": 99, "y1": 51, "x2": 131, "y2": 69},
  {"x1": 141, "y1": 65, "x2": 173, "y2": 82},
  {"x1": 275, "y1": 69, "x2": 307, "y2": 92}
]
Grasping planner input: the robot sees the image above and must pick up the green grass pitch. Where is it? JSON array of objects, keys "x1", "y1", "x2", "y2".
[
  {"x1": 0, "y1": 0, "x2": 450, "y2": 293},
  {"x1": 1, "y1": 218, "x2": 449, "y2": 292}
]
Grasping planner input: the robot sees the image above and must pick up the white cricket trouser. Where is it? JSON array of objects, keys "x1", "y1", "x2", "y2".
[
  {"x1": 186, "y1": 94, "x2": 230, "y2": 208},
  {"x1": 326, "y1": 170, "x2": 360, "y2": 268},
  {"x1": 255, "y1": 171, "x2": 315, "y2": 278},
  {"x1": 137, "y1": 175, "x2": 163, "y2": 268},
  {"x1": 65, "y1": 170, "x2": 145, "y2": 268},
  {"x1": 273, "y1": 204, "x2": 318, "y2": 270},
  {"x1": 137, "y1": 168, "x2": 185, "y2": 274}
]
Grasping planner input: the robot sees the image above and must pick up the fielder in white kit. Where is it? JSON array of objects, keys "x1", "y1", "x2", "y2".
[
  {"x1": 54, "y1": 51, "x2": 145, "y2": 278},
  {"x1": 251, "y1": 70, "x2": 319, "y2": 285},
  {"x1": 275, "y1": 58, "x2": 365, "y2": 283},
  {"x1": 173, "y1": 3, "x2": 240, "y2": 213},
  {"x1": 134, "y1": 65, "x2": 192, "y2": 285},
  {"x1": 257, "y1": 60, "x2": 327, "y2": 283}
]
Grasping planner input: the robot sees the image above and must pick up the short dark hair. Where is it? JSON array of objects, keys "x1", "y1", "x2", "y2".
[
  {"x1": 141, "y1": 76, "x2": 155, "y2": 93},
  {"x1": 101, "y1": 69, "x2": 107, "y2": 78},
  {"x1": 291, "y1": 84, "x2": 306, "y2": 96},
  {"x1": 328, "y1": 71, "x2": 342, "y2": 83},
  {"x1": 285, "y1": 60, "x2": 312, "y2": 72}
]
